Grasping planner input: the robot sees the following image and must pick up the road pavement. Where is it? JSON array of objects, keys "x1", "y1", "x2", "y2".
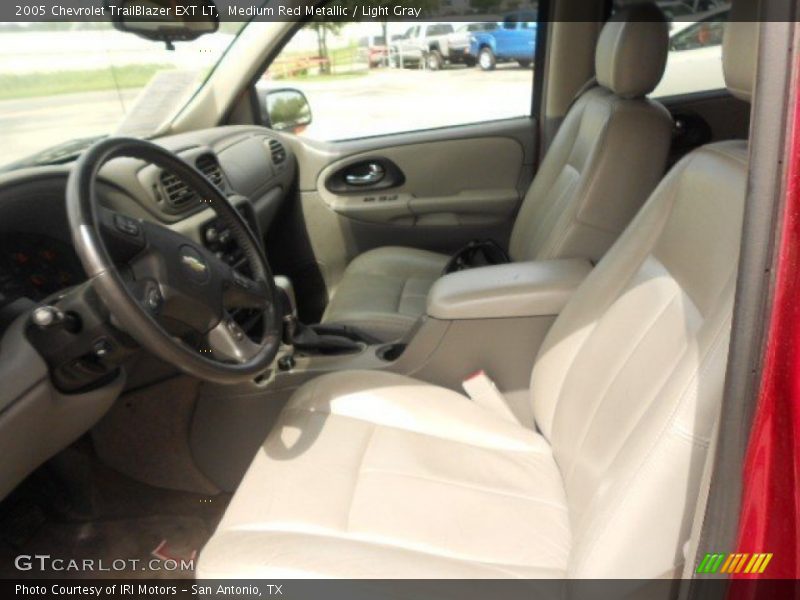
[{"x1": 285, "y1": 64, "x2": 533, "y2": 140}]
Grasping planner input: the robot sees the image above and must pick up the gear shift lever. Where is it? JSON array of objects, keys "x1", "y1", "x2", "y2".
[
  {"x1": 274, "y1": 275, "x2": 297, "y2": 318},
  {"x1": 283, "y1": 313, "x2": 299, "y2": 346},
  {"x1": 273, "y1": 276, "x2": 362, "y2": 354},
  {"x1": 274, "y1": 276, "x2": 300, "y2": 346}
]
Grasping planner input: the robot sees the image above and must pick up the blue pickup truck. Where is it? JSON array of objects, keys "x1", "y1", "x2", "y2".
[{"x1": 469, "y1": 11, "x2": 538, "y2": 71}]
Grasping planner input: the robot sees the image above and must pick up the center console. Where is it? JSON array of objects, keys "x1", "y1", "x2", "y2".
[
  {"x1": 200, "y1": 199, "x2": 259, "y2": 269},
  {"x1": 426, "y1": 258, "x2": 593, "y2": 321},
  {"x1": 232, "y1": 258, "x2": 594, "y2": 393}
]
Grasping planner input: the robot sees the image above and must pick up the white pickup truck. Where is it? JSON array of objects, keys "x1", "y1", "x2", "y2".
[{"x1": 389, "y1": 22, "x2": 464, "y2": 70}]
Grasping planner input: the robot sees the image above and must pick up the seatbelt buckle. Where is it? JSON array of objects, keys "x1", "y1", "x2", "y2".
[{"x1": 462, "y1": 370, "x2": 517, "y2": 423}]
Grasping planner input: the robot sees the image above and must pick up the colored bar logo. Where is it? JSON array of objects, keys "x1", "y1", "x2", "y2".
[{"x1": 696, "y1": 553, "x2": 773, "y2": 574}]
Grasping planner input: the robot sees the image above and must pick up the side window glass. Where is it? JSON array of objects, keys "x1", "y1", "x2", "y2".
[{"x1": 259, "y1": 19, "x2": 536, "y2": 141}]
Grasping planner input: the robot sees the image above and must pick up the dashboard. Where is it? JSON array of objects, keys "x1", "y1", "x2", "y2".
[
  {"x1": 0, "y1": 125, "x2": 298, "y2": 502},
  {"x1": 0, "y1": 125, "x2": 296, "y2": 331}
]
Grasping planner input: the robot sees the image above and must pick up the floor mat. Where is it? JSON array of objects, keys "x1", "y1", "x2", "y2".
[{"x1": 0, "y1": 442, "x2": 230, "y2": 579}]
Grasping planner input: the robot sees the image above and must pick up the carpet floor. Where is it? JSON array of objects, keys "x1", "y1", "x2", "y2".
[{"x1": 0, "y1": 441, "x2": 229, "y2": 579}]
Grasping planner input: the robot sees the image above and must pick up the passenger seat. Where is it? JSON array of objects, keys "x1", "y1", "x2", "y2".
[{"x1": 322, "y1": 3, "x2": 674, "y2": 341}]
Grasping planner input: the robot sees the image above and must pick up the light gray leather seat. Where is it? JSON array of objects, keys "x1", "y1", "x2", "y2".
[
  {"x1": 198, "y1": 14, "x2": 756, "y2": 579},
  {"x1": 322, "y1": 5, "x2": 674, "y2": 342}
]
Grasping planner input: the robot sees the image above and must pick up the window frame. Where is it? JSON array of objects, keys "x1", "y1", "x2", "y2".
[{"x1": 242, "y1": 5, "x2": 548, "y2": 141}]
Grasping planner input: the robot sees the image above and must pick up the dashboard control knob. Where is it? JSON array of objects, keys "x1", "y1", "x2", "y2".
[
  {"x1": 30, "y1": 305, "x2": 81, "y2": 333},
  {"x1": 31, "y1": 305, "x2": 65, "y2": 328}
]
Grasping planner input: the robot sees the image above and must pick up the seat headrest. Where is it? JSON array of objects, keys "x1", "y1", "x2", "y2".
[
  {"x1": 723, "y1": 1, "x2": 760, "y2": 103},
  {"x1": 595, "y1": 3, "x2": 669, "y2": 99}
]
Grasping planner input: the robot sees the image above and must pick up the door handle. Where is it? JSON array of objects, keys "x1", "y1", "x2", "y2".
[
  {"x1": 345, "y1": 163, "x2": 385, "y2": 186},
  {"x1": 326, "y1": 158, "x2": 405, "y2": 195}
]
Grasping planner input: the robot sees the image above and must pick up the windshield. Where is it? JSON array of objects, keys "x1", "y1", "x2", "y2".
[{"x1": 0, "y1": 22, "x2": 244, "y2": 170}]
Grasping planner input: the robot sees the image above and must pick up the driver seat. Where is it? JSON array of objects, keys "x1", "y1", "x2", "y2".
[{"x1": 197, "y1": 14, "x2": 756, "y2": 579}]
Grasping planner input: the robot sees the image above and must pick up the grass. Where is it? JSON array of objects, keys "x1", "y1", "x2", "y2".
[{"x1": 0, "y1": 64, "x2": 172, "y2": 101}]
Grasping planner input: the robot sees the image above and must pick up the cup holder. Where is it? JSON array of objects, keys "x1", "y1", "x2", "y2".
[{"x1": 377, "y1": 343, "x2": 407, "y2": 362}]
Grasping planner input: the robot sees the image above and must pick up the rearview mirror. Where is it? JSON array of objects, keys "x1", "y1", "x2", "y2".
[
  {"x1": 266, "y1": 89, "x2": 313, "y2": 134},
  {"x1": 106, "y1": 0, "x2": 219, "y2": 49}
]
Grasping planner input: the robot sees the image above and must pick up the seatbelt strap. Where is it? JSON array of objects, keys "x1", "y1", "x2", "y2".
[
  {"x1": 462, "y1": 370, "x2": 518, "y2": 423},
  {"x1": 565, "y1": 76, "x2": 598, "y2": 114}
]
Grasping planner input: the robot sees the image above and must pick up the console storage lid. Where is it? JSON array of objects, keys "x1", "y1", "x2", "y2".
[{"x1": 427, "y1": 258, "x2": 593, "y2": 320}]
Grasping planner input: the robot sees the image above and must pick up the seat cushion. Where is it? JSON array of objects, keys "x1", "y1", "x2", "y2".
[
  {"x1": 321, "y1": 247, "x2": 449, "y2": 341},
  {"x1": 198, "y1": 371, "x2": 571, "y2": 579}
]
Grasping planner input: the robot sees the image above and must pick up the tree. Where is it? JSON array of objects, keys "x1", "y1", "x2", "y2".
[
  {"x1": 307, "y1": 21, "x2": 345, "y2": 74},
  {"x1": 307, "y1": 0, "x2": 443, "y2": 73},
  {"x1": 306, "y1": 0, "x2": 359, "y2": 74}
]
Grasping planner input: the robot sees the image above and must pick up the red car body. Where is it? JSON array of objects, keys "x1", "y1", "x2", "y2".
[{"x1": 736, "y1": 55, "x2": 800, "y2": 580}]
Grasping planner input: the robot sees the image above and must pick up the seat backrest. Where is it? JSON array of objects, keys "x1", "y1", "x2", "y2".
[
  {"x1": 509, "y1": 3, "x2": 672, "y2": 264},
  {"x1": 529, "y1": 9, "x2": 758, "y2": 579}
]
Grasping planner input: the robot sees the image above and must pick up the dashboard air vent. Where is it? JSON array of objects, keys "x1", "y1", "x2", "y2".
[
  {"x1": 157, "y1": 154, "x2": 225, "y2": 211},
  {"x1": 196, "y1": 154, "x2": 224, "y2": 188},
  {"x1": 268, "y1": 139, "x2": 287, "y2": 165},
  {"x1": 158, "y1": 170, "x2": 196, "y2": 210}
]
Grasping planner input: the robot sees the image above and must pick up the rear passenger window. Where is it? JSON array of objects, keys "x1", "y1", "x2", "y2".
[
  {"x1": 652, "y1": 4, "x2": 730, "y2": 97},
  {"x1": 613, "y1": 1, "x2": 729, "y2": 98},
  {"x1": 670, "y1": 20, "x2": 726, "y2": 51}
]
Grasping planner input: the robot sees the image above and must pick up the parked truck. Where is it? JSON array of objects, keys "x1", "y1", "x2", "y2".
[
  {"x1": 469, "y1": 11, "x2": 538, "y2": 71},
  {"x1": 390, "y1": 22, "x2": 474, "y2": 71}
]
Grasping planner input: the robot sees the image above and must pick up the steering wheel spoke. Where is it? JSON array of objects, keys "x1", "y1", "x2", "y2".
[
  {"x1": 126, "y1": 275, "x2": 165, "y2": 316},
  {"x1": 206, "y1": 312, "x2": 262, "y2": 363},
  {"x1": 222, "y1": 269, "x2": 271, "y2": 310}
]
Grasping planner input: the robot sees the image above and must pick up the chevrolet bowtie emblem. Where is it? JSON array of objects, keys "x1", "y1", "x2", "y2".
[{"x1": 181, "y1": 255, "x2": 208, "y2": 274}]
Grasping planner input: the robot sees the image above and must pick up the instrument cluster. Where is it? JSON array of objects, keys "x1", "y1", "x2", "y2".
[{"x1": 0, "y1": 234, "x2": 83, "y2": 307}]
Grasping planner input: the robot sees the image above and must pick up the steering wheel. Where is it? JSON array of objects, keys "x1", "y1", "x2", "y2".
[{"x1": 66, "y1": 137, "x2": 281, "y2": 384}]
